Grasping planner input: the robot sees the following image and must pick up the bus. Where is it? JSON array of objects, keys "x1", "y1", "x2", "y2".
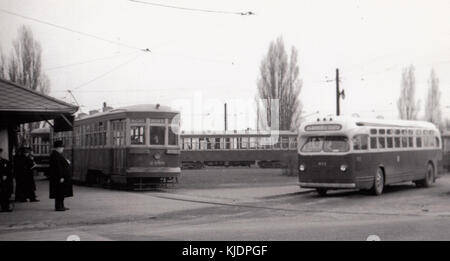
[
  {"x1": 53, "y1": 104, "x2": 181, "y2": 190},
  {"x1": 297, "y1": 116, "x2": 442, "y2": 196}
]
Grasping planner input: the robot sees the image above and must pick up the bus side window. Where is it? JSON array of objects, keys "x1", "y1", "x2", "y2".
[{"x1": 353, "y1": 135, "x2": 368, "y2": 150}]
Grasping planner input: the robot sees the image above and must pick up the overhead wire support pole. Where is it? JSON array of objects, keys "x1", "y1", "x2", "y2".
[
  {"x1": 336, "y1": 68, "x2": 340, "y2": 116},
  {"x1": 328, "y1": 68, "x2": 345, "y2": 116}
]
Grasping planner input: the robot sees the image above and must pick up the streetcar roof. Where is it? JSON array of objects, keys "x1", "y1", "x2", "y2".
[
  {"x1": 77, "y1": 104, "x2": 179, "y2": 121},
  {"x1": 31, "y1": 127, "x2": 50, "y2": 134},
  {"x1": 299, "y1": 116, "x2": 440, "y2": 134},
  {"x1": 181, "y1": 130, "x2": 297, "y2": 137}
]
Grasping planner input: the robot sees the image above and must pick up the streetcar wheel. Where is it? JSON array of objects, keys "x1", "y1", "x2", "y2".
[
  {"x1": 415, "y1": 163, "x2": 434, "y2": 188},
  {"x1": 372, "y1": 168, "x2": 384, "y2": 196},
  {"x1": 316, "y1": 188, "x2": 328, "y2": 197}
]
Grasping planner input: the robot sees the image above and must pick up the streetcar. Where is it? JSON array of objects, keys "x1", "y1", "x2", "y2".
[
  {"x1": 30, "y1": 126, "x2": 51, "y2": 175},
  {"x1": 52, "y1": 104, "x2": 181, "y2": 190},
  {"x1": 297, "y1": 116, "x2": 442, "y2": 196},
  {"x1": 442, "y1": 131, "x2": 450, "y2": 171},
  {"x1": 180, "y1": 130, "x2": 298, "y2": 174}
]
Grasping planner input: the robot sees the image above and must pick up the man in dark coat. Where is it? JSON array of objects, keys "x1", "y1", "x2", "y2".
[
  {"x1": 14, "y1": 147, "x2": 39, "y2": 202},
  {"x1": 0, "y1": 148, "x2": 14, "y2": 212},
  {"x1": 48, "y1": 140, "x2": 73, "y2": 211}
]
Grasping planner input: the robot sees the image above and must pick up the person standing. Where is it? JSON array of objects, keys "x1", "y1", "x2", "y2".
[
  {"x1": 48, "y1": 140, "x2": 73, "y2": 211},
  {"x1": 14, "y1": 147, "x2": 39, "y2": 202},
  {"x1": 0, "y1": 148, "x2": 13, "y2": 212}
]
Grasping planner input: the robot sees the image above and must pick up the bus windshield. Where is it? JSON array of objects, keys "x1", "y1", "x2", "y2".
[{"x1": 301, "y1": 136, "x2": 349, "y2": 153}]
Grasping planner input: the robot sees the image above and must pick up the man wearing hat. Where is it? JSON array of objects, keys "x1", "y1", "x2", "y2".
[
  {"x1": 48, "y1": 140, "x2": 73, "y2": 211},
  {"x1": 14, "y1": 147, "x2": 39, "y2": 202},
  {"x1": 0, "y1": 148, "x2": 13, "y2": 212}
]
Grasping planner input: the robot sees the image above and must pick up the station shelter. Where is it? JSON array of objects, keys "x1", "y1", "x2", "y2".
[{"x1": 0, "y1": 78, "x2": 78, "y2": 160}]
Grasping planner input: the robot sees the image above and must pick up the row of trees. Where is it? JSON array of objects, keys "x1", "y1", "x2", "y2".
[
  {"x1": 397, "y1": 65, "x2": 448, "y2": 131},
  {"x1": 256, "y1": 37, "x2": 448, "y2": 132}
]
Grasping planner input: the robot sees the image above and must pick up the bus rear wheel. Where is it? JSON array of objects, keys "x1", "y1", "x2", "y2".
[
  {"x1": 415, "y1": 163, "x2": 434, "y2": 188},
  {"x1": 316, "y1": 188, "x2": 328, "y2": 197},
  {"x1": 372, "y1": 168, "x2": 384, "y2": 196}
]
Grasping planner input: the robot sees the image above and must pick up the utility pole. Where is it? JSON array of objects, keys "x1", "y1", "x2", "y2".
[
  {"x1": 334, "y1": 68, "x2": 345, "y2": 116},
  {"x1": 224, "y1": 103, "x2": 228, "y2": 131}
]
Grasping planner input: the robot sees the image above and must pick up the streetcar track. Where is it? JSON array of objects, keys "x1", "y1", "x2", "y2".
[{"x1": 145, "y1": 192, "x2": 427, "y2": 218}]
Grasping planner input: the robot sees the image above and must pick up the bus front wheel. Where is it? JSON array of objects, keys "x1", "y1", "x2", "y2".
[
  {"x1": 372, "y1": 168, "x2": 384, "y2": 196},
  {"x1": 316, "y1": 188, "x2": 328, "y2": 197},
  {"x1": 415, "y1": 163, "x2": 434, "y2": 188}
]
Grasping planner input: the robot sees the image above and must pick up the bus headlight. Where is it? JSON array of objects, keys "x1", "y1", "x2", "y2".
[
  {"x1": 299, "y1": 164, "x2": 306, "y2": 172},
  {"x1": 340, "y1": 164, "x2": 348, "y2": 172}
]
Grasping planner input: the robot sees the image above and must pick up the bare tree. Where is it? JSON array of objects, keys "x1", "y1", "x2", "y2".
[
  {"x1": 7, "y1": 25, "x2": 50, "y2": 94},
  {"x1": 445, "y1": 118, "x2": 450, "y2": 132},
  {"x1": 0, "y1": 46, "x2": 7, "y2": 79},
  {"x1": 397, "y1": 65, "x2": 420, "y2": 120},
  {"x1": 256, "y1": 36, "x2": 303, "y2": 131},
  {"x1": 424, "y1": 69, "x2": 442, "y2": 129},
  {"x1": 3, "y1": 25, "x2": 52, "y2": 146}
]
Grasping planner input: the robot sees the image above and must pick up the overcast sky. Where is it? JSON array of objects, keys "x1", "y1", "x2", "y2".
[{"x1": 1, "y1": 0, "x2": 449, "y2": 131}]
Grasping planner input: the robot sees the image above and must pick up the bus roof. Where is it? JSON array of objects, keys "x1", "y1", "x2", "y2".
[
  {"x1": 77, "y1": 104, "x2": 179, "y2": 121},
  {"x1": 299, "y1": 116, "x2": 439, "y2": 133}
]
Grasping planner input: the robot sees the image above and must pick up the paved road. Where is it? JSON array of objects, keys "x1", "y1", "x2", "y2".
[{"x1": 1, "y1": 169, "x2": 449, "y2": 241}]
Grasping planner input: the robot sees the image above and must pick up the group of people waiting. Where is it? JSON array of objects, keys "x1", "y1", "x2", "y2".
[{"x1": 0, "y1": 140, "x2": 73, "y2": 212}]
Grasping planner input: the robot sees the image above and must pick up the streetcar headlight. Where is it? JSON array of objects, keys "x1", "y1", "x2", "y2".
[
  {"x1": 299, "y1": 164, "x2": 306, "y2": 172},
  {"x1": 154, "y1": 153, "x2": 161, "y2": 160},
  {"x1": 340, "y1": 164, "x2": 348, "y2": 172}
]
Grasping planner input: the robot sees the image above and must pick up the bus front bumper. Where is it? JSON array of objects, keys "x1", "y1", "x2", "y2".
[{"x1": 299, "y1": 182, "x2": 356, "y2": 189}]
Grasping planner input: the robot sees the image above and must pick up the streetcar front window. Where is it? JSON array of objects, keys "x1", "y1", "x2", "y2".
[
  {"x1": 150, "y1": 126, "x2": 165, "y2": 145},
  {"x1": 168, "y1": 126, "x2": 179, "y2": 146},
  {"x1": 301, "y1": 136, "x2": 349, "y2": 153}
]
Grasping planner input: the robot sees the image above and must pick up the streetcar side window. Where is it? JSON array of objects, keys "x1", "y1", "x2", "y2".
[
  {"x1": 111, "y1": 120, "x2": 125, "y2": 147},
  {"x1": 408, "y1": 137, "x2": 414, "y2": 147},
  {"x1": 435, "y1": 137, "x2": 440, "y2": 148},
  {"x1": 386, "y1": 136, "x2": 393, "y2": 149},
  {"x1": 394, "y1": 137, "x2": 401, "y2": 148},
  {"x1": 370, "y1": 137, "x2": 377, "y2": 149},
  {"x1": 130, "y1": 126, "x2": 145, "y2": 145},
  {"x1": 378, "y1": 137, "x2": 386, "y2": 149},
  {"x1": 402, "y1": 136, "x2": 407, "y2": 148},
  {"x1": 416, "y1": 136, "x2": 422, "y2": 148}
]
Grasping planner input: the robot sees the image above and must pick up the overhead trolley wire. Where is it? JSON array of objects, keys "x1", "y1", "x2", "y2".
[
  {"x1": 0, "y1": 8, "x2": 151, "y2": 52},
  {"x1": 128, "y1": 0, "x2": 255, "y2": 16}
]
